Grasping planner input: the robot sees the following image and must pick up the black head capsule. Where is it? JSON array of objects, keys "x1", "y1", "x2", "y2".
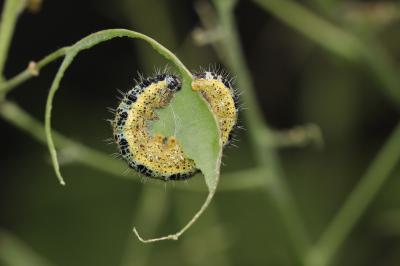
[
  {"x1": 166, "y1": 75, "x2": 181, "y2": 91},
  {"x1": 193, "y1": 72, "x2": 206, "y2": 79},
  {"x1": 156, "y1": 74, "x2": 166, "y2": 81}
]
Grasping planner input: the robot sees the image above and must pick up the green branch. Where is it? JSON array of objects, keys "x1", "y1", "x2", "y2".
[
  {"x1": 253, "y1": 0, "x2": 362, "y2": 61},
  {"x1": 248, "y1": 1, "x2": 400, "y2": 264},
  {"x1": 0, "y1": 47, "x2": 68, "y2": 96},
  {"x1": 0, "y1": 100, "x2": 136, "y2": 180},
  {"x1": 211, "y1": 0, "x2": 311, "y2": 261},
  {"x1": 252, "y1": 0, "x2": 400, "y2": 106},
  {"x1": 0, "y1": 100, "x2": 268, "y2": 192},
  {"x1": 0, "y1": 0, "x2": 26, "y2": 80},
  {"x1": 305, "y1": 121, "x2": 400, "y2": 266}
]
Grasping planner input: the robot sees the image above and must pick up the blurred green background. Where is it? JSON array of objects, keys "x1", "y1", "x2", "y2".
[{"x1": 1, "y1": 0, "x2": 400, "y2": 265}]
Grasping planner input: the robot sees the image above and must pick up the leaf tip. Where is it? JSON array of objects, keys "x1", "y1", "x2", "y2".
[
  {"x1": 133, "y1": 227, "x2": 179, "y2": 243},
  {"x1": 133, "y1": 227, "x2": 147, "y2": 243},
  {"x1": 55, "y1": 168, "x2": 66, "y2": 186}
]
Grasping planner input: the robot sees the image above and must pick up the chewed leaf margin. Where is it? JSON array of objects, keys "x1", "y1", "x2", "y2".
[{"x1": 44, "y1": 28, "x2": 222, "y2": 242}]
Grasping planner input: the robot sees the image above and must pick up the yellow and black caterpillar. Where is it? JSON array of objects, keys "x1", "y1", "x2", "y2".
[{"x1": 112, "y1": 71, "x2": 239, "y2": 181}]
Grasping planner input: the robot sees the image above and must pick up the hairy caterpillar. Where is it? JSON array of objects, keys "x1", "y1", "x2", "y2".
[{"x1": 112, "y1": 70, "x2": 238, "y2": 181}]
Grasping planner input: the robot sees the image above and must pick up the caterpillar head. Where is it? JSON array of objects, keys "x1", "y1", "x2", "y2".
[{"x1": 166, "y1": 75, "x2": 181, "y2": 91}]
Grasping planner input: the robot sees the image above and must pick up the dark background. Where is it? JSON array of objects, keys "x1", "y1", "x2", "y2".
[{"x1": 1, "y1": 0, "x2": 400, "y2": 265}]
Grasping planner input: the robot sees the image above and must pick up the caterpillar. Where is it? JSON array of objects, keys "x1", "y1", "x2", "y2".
[{"x1": 112, "y1": 70, "x2": 238, "y2": 181}]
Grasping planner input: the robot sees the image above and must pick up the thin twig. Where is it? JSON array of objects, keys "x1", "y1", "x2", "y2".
[
  {"x1": 0, "y1": 0, "x2": 26, "y2": 80},
  {"x1": 133, "y1": 180, "x2": 218, "y2": 242},
  {"x1": 305, "y1": 122, "x2": 400, "y2": 266},
  {"x1": 210, "y1": 0, "x2": 311, "y2": 261},
  {"x1": 0, "y1": 47, "x2": 68, "y2": 96},
  {"x1": 175, "y1": 191, "x2": 232, "y2": 266},
  {"x1": 252, "y1": 0, "x2": 400, "y2": 106},
  {"x1": 0, "y1": 100, "x2": 270, "y2": 192}
]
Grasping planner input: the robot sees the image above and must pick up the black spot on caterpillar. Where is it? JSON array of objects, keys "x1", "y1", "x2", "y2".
[{"x1": 112, "y1": 70, "x2": 238, "y2": 181}]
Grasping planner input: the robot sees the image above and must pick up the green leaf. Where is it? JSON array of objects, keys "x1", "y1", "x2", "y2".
[
  {"x1": 44, "y1": 29, "x2": 221, "y2": 242},
  {"x1": 151, "y1": 76, "x2": 221, "y2": 190}
]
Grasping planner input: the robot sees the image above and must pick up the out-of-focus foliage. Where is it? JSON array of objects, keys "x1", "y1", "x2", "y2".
[{"x1": 0, "y1": 0, "x2": 400, "y2": 266}]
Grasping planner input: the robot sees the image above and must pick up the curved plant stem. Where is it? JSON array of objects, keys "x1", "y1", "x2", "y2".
[
  {"x1": 175, "y1": 192, "x2": 231, "y2": 266},
  {"x1": 0, "y1": 47, "x2": 68, "y2": 96},
  {"x1": 0, "y1": 0, "x2": 26, "y2": 81},
  {"x1": 44, "y1": 29, "x2": 223, "y2": 242},
  {"x1": 133, "y1": 188, "x2": 217, "y2": 242},
  {"x1": 212, "y1": 0, "x2": 310, "y2": 261},
  {"x1": 0, "y1": 100, "x2": 135, "y2": 179},
  {"x1": 44, "y1": 29, "x2": 192, "y2": 185},
  {"x1": 305, "y1": 122, "x2": 400, "y2": 266}
]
